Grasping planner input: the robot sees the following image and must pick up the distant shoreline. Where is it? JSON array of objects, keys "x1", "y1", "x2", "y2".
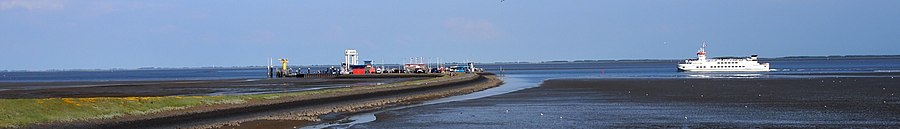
[{"x1": 3, "y1": 55, "x2": 899, "y2": 72}]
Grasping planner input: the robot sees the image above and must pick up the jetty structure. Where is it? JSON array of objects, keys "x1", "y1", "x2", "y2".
[
  {"x1": 267, "y1": 49, "x2": 483, "y2": 78},
  {"x1": 677, "y1": 42, "x2": 770, "y2": 72}
]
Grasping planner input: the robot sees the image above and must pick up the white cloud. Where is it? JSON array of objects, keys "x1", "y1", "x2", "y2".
[{"x1": 0, "y1": 0, "x2": 65, "y2": 11}]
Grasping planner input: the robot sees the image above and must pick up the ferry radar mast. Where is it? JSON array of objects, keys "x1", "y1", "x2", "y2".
[{"x1": 696, "y1": 41, "x2": 707, "y2": 62}]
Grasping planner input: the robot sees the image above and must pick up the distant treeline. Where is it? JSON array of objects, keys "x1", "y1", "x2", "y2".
[
  {"x1": 777, "y1": 55, "x2": 900, "y2": 59},
  {"x1": 497, "y1": 55, "x2": 900, "y2": 64}
]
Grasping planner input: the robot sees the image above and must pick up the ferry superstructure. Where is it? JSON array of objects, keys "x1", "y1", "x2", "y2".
[{"x1": 677, "y1": 43, "x2": 770, "y2": 72}]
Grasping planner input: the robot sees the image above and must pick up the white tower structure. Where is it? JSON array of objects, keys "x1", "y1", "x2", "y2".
[
  {"x1": 341, "y1": 49, "x2": 358, "y2": 74},
  {"x1": 345, "y1": 49, "x2": 359, "y2": 65}
]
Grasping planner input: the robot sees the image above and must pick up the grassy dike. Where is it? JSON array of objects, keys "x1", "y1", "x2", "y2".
[{"x1": 0, "y1": 74, "x2": 477, "y2": 128}]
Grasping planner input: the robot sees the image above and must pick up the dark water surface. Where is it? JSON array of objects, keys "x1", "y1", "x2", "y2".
[
  {"x1": 3, "y1": 58, "x2": 899, "y2": 83},
  {"x1": 317, "y1": 58, "x2": 900, "y2": 128},
  {"x1": 3, "y1": 58, "x2": 900, "y2": 128}
]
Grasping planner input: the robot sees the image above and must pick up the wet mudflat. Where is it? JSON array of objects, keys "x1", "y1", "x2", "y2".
[
  {"x1": 357, "y1": 76, "x2": 900, "y2": 128},
  {"x1": 0, "y1": 78, "x2": 422, "y2": 99}
]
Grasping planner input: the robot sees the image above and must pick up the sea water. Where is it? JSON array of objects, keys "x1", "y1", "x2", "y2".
[{"x1": 306, "y1": 58, "x2": 900, "y2": 128}]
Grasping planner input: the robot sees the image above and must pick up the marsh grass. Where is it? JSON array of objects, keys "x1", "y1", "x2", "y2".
[{"x1": 0, "y1": 74, "x2": 467, "y2": 128}]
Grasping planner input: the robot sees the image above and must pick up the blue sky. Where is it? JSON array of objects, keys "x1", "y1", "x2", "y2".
[{"x1": 2, "y1": 0, "x2": 899, "y2": 70}]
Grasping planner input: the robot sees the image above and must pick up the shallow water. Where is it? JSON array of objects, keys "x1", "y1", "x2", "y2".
[
  {"x1": 311, "y1": 58, "x2": 900, "y2": 128},
  {"x1": 303, "y1": 75, "x2": 545, "y2": 129}
]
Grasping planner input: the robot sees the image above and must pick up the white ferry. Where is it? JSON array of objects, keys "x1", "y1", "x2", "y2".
[{"x1": 677, "y1": 43, "x2": 770, "y2": 72}]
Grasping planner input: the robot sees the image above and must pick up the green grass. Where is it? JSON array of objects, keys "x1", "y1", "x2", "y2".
[{"x1": 0, "y1": 74, "x2": 470, "y2": 128}]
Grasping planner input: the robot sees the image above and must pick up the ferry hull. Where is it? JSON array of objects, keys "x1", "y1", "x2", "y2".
[{"x1": 677, "y1": 64, "x2": 770, "y2": 72}]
